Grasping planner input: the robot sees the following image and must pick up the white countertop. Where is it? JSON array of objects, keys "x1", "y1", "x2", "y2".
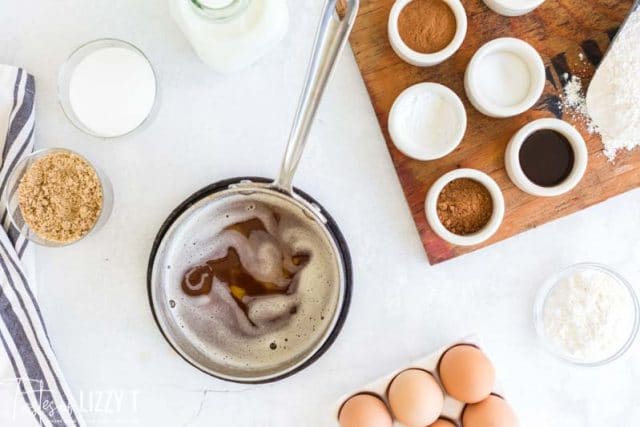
[{"x1": 1, "y1": 0, "x2": 640, "y2": 425}]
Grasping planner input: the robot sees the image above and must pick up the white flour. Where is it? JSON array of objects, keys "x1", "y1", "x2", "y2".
[
  {"x1": 587, "y1": 9, "x2": 640, "y2": 160},
  {"x1": 543, "y1": 268, "x2": 636, "y2": 363},
  {"x1": 559, "y1": 74, "x2": 597, "y2": 134}
]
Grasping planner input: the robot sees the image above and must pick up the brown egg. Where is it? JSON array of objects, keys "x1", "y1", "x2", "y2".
[
  {"x1": 462, "y1": 395, "x2": 519, "y2": 427},
  {"x1": 339, "y1": 394, "x2": 393, "y2": 427},
  {"x1": 429, "y1": 418, "x2": 457, "y2": 427},
  {"x1": 439, "y1": 344, "x2": 495, "y2": 403},
  {"x1": 387, "y1": 369, "x2": 444, "y2": 427}
]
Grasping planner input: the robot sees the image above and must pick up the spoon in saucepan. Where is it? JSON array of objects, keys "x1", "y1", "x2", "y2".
[{"x1": 148, "y1": 0, "x2": 360, "y2": 384}]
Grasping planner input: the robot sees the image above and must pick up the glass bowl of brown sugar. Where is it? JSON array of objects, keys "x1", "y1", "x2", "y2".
[{"x1": 3, "y1": 147, "x2": 114, "y2": 247}]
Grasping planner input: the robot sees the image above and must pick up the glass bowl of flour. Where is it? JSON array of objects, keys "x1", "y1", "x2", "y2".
[
  {"x1": 58, "y1": 38, "x2": 157, "y2": 139},
  {"x1": 534, "y1": 263, "x2": 639, "y2": 366}
]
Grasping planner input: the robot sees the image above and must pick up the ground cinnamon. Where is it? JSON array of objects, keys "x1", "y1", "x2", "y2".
[
  {"x1": 437, "y1": 178, "x2": 493, "y2": 235},
  {"x1": 398, "y1": 0, "x2": 457, "y2": 54}
]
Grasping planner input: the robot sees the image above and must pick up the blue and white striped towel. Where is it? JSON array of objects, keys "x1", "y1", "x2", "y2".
[{"x1": 0, "y1": 65, "x2": 84, "y2": 427}]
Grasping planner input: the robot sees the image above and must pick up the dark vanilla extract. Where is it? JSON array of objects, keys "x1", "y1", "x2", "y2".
[{"x1": 519, "y1": 129, "x2": 575, "y2": 187}]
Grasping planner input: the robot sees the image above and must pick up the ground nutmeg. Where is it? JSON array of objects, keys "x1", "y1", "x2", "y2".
[
  {"x1": 437, "y1": 178, "x2": 493, "y2": 236},
  {"x1": 398, "y1": 0, "x2": 457, "y2": 54}
]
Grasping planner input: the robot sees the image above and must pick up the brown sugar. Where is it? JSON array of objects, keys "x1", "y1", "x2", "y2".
[
  {"x1": 18, "y1": 151, "x2": 103, "y2": 243},
  {"x1": 437, "y1": 178, "x2": 493, "y2": 235},
  {"x1": 398, "y1": 0, "x2": 457, "y2": 54}
]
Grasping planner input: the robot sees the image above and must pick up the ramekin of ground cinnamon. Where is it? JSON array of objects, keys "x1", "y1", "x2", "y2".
[
  {"x1": 3, "y1": 148, "x2": 113, "y2": 246},
  {"x1": 425, "y1": 169, "x2": 505, "y2": 246},
  {"x1": 388, "y1": 0, "x2": 468, "y2": 67}
]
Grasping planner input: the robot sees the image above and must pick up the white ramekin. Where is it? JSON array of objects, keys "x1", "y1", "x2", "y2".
[
  {"x1": 388, "y1": 82, "x2": 467, "y2": 161},
  {"x1": 464, "y1": 37, "x2": 545, "y2": 118},
  {"x1": 505, "y1": 118, "x2": 588, "y2": 197},
  {"x1": 482, "y1": 0, "x2": 545, "y2": 16},
  {"x1": 388, "y1": 0, "x2": 468, "y2": 67},
  {"x1": 425, "y1": 169, "x2": 505, "y2": 246}
]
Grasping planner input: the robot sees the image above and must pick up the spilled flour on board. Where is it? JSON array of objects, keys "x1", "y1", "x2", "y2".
[
  {"x1": 555, "y1": 9, "x2": 640, "y2": 162},
  {"x1": 558, "y1": 73, "x2": 598, "y2": 136}
]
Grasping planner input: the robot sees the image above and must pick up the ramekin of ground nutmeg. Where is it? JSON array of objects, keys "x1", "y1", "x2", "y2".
[
  {"x1": 3, "y1": 148, "x2": 113, "y2": 246},
  {"x1": 425, "y1": 169, "x2": 505, "y2": 246}
]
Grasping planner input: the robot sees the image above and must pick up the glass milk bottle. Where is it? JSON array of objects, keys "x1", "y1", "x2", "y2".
[{"x1": 170, "y1": 0, "x2": 289, "y2": 74}]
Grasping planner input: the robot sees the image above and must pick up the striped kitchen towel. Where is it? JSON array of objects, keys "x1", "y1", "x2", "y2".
[{"x1": 0, "y1": 65, "x2": 84, "y2": 426}]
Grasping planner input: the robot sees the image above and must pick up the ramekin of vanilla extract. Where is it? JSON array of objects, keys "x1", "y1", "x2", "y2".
[{"x1": 505, "y1": 118, "x2": 588, "y2": 197}]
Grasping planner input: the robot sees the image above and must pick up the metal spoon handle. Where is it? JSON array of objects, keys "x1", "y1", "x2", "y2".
[{"x1": 272, "y1": 0, "x2": 359, "y2": 194}]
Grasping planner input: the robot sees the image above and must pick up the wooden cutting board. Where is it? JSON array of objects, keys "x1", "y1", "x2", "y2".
[{"x1": 340, "y1": 0, "x2": 640, "y2": 264}]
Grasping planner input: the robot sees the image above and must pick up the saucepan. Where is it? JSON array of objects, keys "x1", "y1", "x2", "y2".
[{"x1": 148, "y1": 0, "x2": 359, "y2": 383}]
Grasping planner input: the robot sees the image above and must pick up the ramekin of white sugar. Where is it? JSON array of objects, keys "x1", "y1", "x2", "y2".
[
  {"x1": 482, "y1": 0, "x2": 546, "y2": 16},
  {"x1": 465, "y1": 37, "x2": 545, "y2": 118},
  {"x1": 534, "y1": 263, "x2": 640, "y2": 366},
  {"x1": 388, "y1": 83, "x2": 467, "y2": 161}
]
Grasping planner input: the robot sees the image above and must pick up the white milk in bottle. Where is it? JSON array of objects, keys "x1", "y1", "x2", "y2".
[{"x1": 170, "y1": 0, "x2": 289, "y2": 74}]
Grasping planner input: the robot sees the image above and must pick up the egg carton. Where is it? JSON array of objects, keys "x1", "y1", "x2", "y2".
[{"x1": 334, "y1": 335, "x2": 507, "y2": 426}]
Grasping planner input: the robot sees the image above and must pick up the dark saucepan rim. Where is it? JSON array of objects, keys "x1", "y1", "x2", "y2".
[{"x1": 147, "y1": 177, "x2": 353, "y2": 384}]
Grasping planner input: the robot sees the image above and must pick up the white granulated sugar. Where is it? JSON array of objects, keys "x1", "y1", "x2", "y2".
[
  {"x1": 587, "y1": 10, "x2": 640, "y2": 160},
  {"x1": 476, "y1": 51, "x2": 531, "y2": 107},
  {"x1": 543, "y1": 269, "x2": 636, "y2": 363}
]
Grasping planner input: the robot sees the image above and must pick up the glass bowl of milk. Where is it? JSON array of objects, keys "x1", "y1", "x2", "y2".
[{"x1": 58, "y1": 38, "x2": 158, "y2": 139}]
